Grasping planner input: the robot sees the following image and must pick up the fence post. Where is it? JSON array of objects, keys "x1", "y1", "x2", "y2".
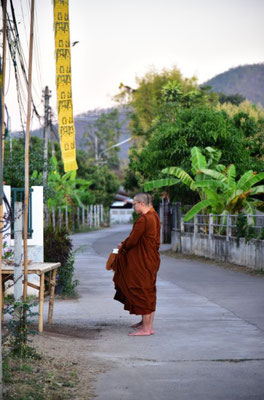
[
  {"x1": 226, "y1": 213, "x2": 231, "y2": 241},
  {"x1": 97, "y1": 205, "x2": 100, "y2": 227},
  {"x1": 180, "y1": 216, "x2": 184, "y2": 233},
  {"x1": 194, "y1": 215, "x2": 198, "y2": 235},
  {"x1": 65, "y1": 205, "x2": 68, "y2": 230},
  {"x1": 100, "y1": 205, "x2": 103, "y2": 225},
  {"x1": 52, "y1": 207, "x2": 56, "y2": 230},
  {"x1": 45, "y1": 205, "x2": 49, "y2": 228},
  {"x1": 82, "y1": 207, "x2": 85, "y2": 225},
  {"x1": 77, "y1": 207, "x2": 80, "y2": 228},
  {"x1": 86, "y1": 206, "x2": 90, "y2": 226},
  {"x1": 92, "y1": 205, "x2": 95, "y2": 227},
  {"x1": 209, "y1": 214, "x2": 214, "y2": 235},
  {"x1": 89, "y1": 206, "x2": 92, "y2": 227},
  {"x1": 209, "y1": 213, "x2": 214, "y2": 258},
  {"x1": 58, "y1": 206, "x2": 62, "y2": 230}
]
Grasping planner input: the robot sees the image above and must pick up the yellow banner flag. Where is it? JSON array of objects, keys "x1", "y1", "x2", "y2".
[{"x1": 53, "y1": 0, "x2": 78, "y2": 172}]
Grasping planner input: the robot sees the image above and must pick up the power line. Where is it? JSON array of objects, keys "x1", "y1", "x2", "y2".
[{"x1": 8, "y1": 0, "x2": 41, "y2": 121}]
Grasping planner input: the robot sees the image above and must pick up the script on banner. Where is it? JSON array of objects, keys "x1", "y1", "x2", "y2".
[{"x1": 53, "y1": 0, "x2": 78, "y2": 172}]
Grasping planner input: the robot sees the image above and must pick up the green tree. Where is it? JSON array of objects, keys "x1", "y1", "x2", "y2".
[
  {"x1": 4, "y1": 137, "x2": 45, "y2": 187},
  {"x1": 124, "y1": 106, "x2": 254, "y2": 203},
  {"x1": 76, "y1": 150, "x2": 121, "y2": 208},
  {"x1": 116, "y1": 67, "x2": 218, "y2": 140}
]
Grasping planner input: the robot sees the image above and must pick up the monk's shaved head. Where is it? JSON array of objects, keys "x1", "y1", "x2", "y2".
[{"x1": 134, "y1": 193, "x2": 152, "y2": 206}]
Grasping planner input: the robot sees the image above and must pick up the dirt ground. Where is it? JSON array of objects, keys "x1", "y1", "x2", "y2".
[{"x1": 3, "y1": 323, "x2": 109, "y2": 400}]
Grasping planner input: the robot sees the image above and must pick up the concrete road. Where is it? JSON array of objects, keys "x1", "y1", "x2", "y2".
[{"x1": 50, "y1": 225, "x2": 264, "y2": 400}]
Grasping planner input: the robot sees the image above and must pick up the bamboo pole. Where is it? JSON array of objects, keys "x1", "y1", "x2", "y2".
[
  {"x1": 0, "y1": 0, "x2": 7, "y2": 309},
  {"x1": 23, "y1": 0, "x2": 35, "y2": 301},
  {"x1": 0, "y1": 1, "x2": 7, "y2": 394}
]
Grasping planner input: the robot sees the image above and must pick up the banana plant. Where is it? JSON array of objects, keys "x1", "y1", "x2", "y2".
[
  {"x1": 144, "y1": 146, "x2": 223, "y2": 197},
  {"x1": 46, "y1": 156, "x2": 93, "y2": 211},
  {"x1": 144, "y1": 146, "x2": 264, "y2": 222},
  {"x1": 184, "y1": 167, "x2": 264, "y2": 221}
]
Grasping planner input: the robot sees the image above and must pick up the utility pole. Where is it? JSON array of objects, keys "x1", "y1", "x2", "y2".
[{"x1": 43, "y1": 86, "x2": 51, "y2": 191}]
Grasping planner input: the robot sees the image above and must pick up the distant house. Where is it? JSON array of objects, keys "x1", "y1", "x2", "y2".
[{"x1": 110, "y1": 190, "x2": 133, "y2": 224}]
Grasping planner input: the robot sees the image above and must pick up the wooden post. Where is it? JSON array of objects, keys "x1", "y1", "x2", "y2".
[
  {"x1": 23, "y1": 0, "x2": 35, "y2": 301},
  {"x1": 48, "y1": 268, "x2": 57, "y2": 324},
  {"x1": 38, "y1": 272, "x2": 44, "y2": 333},
  {"x1": 14, "y1": 202, "x2": 23, "y2": 301}
]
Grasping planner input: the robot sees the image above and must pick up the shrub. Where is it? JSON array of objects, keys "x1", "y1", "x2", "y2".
[{"x1": 44, "y1": 227, "x2": 78, "y2": 296}]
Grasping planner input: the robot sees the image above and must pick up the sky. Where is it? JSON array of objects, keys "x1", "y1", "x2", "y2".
[{"x1": 3, "y1": 0, "x2": 264, "y2": 132}]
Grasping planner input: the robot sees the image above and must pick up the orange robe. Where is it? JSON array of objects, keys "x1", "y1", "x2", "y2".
[{"x1": 113, "y1": 208, "x2": 161, "y2": 315}]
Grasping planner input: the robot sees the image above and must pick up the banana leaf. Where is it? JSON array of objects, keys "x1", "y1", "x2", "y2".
[{"x1": 144, "y1": 178, "x2": 179, "y2": 192}]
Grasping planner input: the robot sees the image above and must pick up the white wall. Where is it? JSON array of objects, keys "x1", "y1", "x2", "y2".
[
  {"x1": 4, "y1": 185, "x2": 44, "y2": 295},
  {"x1": 110, "y1": 209, "x2": 133, "y2": 224}
]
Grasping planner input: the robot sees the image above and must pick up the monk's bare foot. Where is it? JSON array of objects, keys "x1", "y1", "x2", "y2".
[
  {"x1": 129, "y1": 329, "x2": 153, "y2": 336},
  {"x1": 131, "y1": 321, "x2": 142, "y2": 329}
]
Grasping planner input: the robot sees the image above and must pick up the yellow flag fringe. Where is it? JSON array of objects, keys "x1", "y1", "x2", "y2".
[{"x1": 53, "y1": 0, "x2": 78, "y2": 172}]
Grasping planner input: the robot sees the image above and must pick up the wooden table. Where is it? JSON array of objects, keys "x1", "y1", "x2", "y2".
[{"x1": 2, "y1": 262, "x2": 61, "y2": 332}]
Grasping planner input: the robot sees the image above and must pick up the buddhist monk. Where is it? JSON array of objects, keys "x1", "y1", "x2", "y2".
[{"x1": 113, "y1": 193, "x2": 161, "y2": 336}]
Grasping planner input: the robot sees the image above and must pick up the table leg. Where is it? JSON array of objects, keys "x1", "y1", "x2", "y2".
[
  {"x1": 48, "y1": 268, "x2": 57, "y2": 324},
  {"x1": 1, "y1": 279, "x2": 4, "y2": 322},
  {"x1": 38, "y1": 273, "x2": 45, "y2": 333}
]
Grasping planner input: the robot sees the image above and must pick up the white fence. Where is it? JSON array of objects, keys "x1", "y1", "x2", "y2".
[{"x1": 45, "y1": 204, "x2": 105, "y2": 230}]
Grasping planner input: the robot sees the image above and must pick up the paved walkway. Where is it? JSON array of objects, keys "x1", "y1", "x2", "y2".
[{"x1": 46, "y1": 225, "x2": 264, "y2": 400}]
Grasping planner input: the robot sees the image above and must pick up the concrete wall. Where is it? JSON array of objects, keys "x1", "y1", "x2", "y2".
[
  {"x1": 171, "y1": 229, "x2": 264, "y2": 270},
  {"x1": 4, "y1": 185, "x2": 43, "y2": 295}
]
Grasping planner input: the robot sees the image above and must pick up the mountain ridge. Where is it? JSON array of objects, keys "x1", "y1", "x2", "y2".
[{"x1": 202, "y1": 63, "x2": 264, "y2": 106}]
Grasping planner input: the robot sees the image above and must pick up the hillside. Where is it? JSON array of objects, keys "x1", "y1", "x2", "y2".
[
  {"x1": 202, "y1": 63, "x2": 264, "y2": 106},
  {"x1": 25, "y1": 107, "x2": 132, "y2": 163}
]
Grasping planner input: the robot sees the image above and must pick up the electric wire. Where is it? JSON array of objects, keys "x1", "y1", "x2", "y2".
[
  {"x1": 9, "y1": 0, "x2": 41, "y2": 121},
  {"x1": 0, "y1": 193, "x2": 13, "y2": 233}
]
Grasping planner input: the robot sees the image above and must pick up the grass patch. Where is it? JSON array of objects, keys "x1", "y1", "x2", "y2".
[{"x1": 3, "y1": 352, "x2": 80, "y2": 400}]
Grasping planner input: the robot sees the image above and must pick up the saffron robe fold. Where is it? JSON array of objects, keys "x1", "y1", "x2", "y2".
[{"x1": 113, "y1": 208, "x2": 161, "y2": 315}]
